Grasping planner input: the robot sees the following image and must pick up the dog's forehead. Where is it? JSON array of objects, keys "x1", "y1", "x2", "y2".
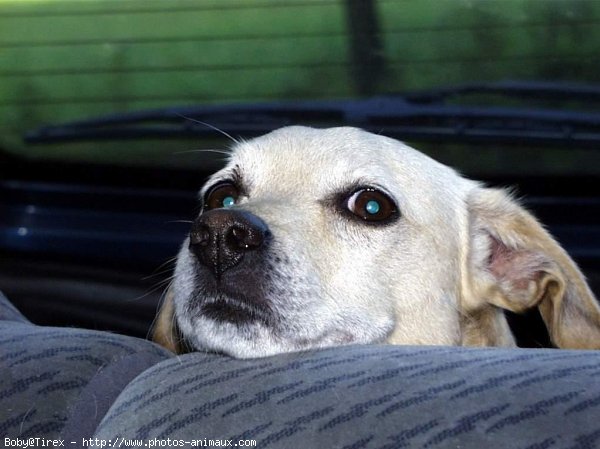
[{"x1": 229, "y1": 127, "x2": 450, "y2": 191}]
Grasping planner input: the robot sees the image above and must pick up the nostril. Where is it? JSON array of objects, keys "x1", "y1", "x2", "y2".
[
  {"x1": 190, "y1": 224, "x2": 210, "y2": 247},
  {"x1": 230, "y1": 227, "x2": 246, "y2": 247},
  {"x1": 228, "y1": 225, "x2": 264, "y2": 250}
]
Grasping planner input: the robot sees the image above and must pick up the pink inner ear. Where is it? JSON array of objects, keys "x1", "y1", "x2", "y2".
[{"x1": 487, "y1": 236, "x2": 542, "y2": 290}]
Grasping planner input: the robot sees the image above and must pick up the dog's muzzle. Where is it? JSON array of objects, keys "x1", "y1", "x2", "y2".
[{"x1": 189, "y1": 209, "x2": 271, "y2": 279}]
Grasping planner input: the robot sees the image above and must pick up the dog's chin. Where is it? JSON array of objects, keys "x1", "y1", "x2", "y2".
[
  {"x1": 178, "y1": 297, "x2": 389, "y2": 359},
  {"x1": 175, "y1": 262, "x2": 395, "y2": 358},
  {"x1": 199, "y1": 297, "x2": 275, "y2": 328},
  {"x1": 184, "y1": 316, "x2": 367, "y2": 359},
  {"x1": 184, "y1": 316, "x2": 293, "y2": 358}
]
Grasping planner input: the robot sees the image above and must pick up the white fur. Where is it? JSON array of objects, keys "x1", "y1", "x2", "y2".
[
  {"x1": 165, "y1": 126, "x2": 600, "y2": 357},
  {"x1": 171, "y1": 126, "x2": 487, "y2": 358}
]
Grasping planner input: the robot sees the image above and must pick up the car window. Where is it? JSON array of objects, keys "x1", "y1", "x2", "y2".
[{"x1": 1, "y1": 0, "x2": 599, "y2": 177}]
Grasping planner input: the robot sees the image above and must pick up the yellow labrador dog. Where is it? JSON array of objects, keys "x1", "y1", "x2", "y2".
[{"x1": 153, "y1": 126, "x2": 600, "y2": 358}]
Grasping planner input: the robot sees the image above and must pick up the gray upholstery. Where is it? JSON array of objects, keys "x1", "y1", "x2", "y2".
[
  {"x1": 95, "y1": 345, "x2": 600, "y2": 449},
  {"x1": 2, "y1": 291, "x2": 600, "y2": 448},
  {"x1": 0, "y1": 292, "x2": 172, "y2": 441}
]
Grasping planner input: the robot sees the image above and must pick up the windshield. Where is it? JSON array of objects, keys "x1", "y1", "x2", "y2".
[{"x1": 1, "y1": 0, "x2": 599, "y2": 176}]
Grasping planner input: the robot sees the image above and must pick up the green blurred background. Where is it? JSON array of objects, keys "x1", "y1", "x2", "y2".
[{"x1": 1, "y1": 0, "x2": 599, "y2": 171}]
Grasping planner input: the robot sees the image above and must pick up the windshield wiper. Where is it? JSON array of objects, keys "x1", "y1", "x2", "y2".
[
  {"x1": 25, "y1": 80, "x2": 600, "y2": 148},
  {"x1": 405, "y1": 80, "x2": 600, "y2": 103}
]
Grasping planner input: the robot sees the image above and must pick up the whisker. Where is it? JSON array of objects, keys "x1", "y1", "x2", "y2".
[
  {"x1": 164, "y1": 220, "x2": 193, "y2": 224},
  {"x1": 142, "y1": 268, "x2": 176, "y2": 281},
  {"x1": 174, "y1": 148, "x2": 232, "y2": 156},
  {"x1": 146, "y1": 278, "x2": 175, "y2": 341},
  {"x1": 176, "y1": 114, "x2": 241, "y2": 145},
  {"x1": 165, "y1": 220, "x2": 193, "y2": 224},
  {"x1": 129, "y1": 276, "x2": 175, "y2": 302},
  {"x1": 142, "y1": 257, "x2": 178, "y2": 280},
  {"x1": 150, "y1": 276, "x2": 176, "y2": 290}
]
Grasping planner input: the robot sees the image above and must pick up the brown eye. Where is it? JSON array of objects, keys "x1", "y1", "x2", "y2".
[
  {"x1": 204, "y1": 182, "x2": 239, "y2": 210},
  {"x1": 345, "y1": 188, "x2": 398, "y2": 222}
]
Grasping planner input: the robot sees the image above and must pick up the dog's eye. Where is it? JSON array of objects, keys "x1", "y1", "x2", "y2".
[
  {"x1": 204, "y1": 182, "x2": 239, "y2": 210},
  {"x1": 345, "y1": 188, "x2": 398, "y2": 222}
]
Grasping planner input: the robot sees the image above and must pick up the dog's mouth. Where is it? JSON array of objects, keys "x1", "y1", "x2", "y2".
[
  {"x1": 200, "y1": 296, "x2": 274, "y2": 327},
  {"x1": 188, "y1": 250, "x2": 280, "y2": 328}
]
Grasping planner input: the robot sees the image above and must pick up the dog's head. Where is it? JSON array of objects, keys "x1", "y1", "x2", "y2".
[{"x1": 153, "y1": 126, "x2": 600, "y2": 357}]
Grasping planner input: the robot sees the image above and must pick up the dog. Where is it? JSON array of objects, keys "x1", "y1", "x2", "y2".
[{"x1": 153, "y1": 126, "x2": 600, "y2": 358}]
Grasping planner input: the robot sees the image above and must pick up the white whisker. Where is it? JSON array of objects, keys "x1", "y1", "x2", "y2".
[
  {"x1": 143, "y1": 256, "x2": 179, "y2": 280},
  {"x1": 165, "y1": 220, "x2": 194, "y2": 224},
  {"x1": 129, "y1": 276, "x2": 175, "y2": 302},
  {"x1": 146, "y1": 278, "x2": 175, "y2": 342},
  {"x1": 177, "y1": 114, "x2": 241, "y2": 145},
  {"x1": 173, "y1": 148, "x2": 232, "y2": 156}
]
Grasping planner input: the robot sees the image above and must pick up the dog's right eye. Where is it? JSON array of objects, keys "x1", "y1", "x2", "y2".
[
  {"x1": 344, "y1": 188, "x2": 398, "y2": 223},
  {"x1": 204, "y1": 182, "x2": 240, "y2": 210}
]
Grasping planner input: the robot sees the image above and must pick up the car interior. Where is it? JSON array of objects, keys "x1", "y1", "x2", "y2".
[{"x1": 1, "y1": 0, "x2": 599, "y2": 447}]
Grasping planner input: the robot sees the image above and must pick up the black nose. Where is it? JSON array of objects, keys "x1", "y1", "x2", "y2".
[{"x1": 189, "y1": 209, "x2": 270, "y2": 278}]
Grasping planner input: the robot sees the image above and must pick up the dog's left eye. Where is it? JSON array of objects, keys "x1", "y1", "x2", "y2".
[
  {"x1": 345, "y1": 188, "x2": 398, "y2": 222},
  {"x1": 204, "y1": 182, "x2": 239, "y2": 210}
]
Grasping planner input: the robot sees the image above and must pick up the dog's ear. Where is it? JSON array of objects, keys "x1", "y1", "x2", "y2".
[
  {"x1": 152, "y1": 288, "x2": 186, "y2": 354},
  {"x1": 461, "y1": 186, "x2": 600, "y2": 349}
]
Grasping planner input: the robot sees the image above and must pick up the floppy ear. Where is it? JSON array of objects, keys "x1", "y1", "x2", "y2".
[
  {"x1": 152, "y1": 288, "x2": 187, "y2": 354},
  {"x1": 462, "y1": 186, "x2": 600, "y2": 349}
]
